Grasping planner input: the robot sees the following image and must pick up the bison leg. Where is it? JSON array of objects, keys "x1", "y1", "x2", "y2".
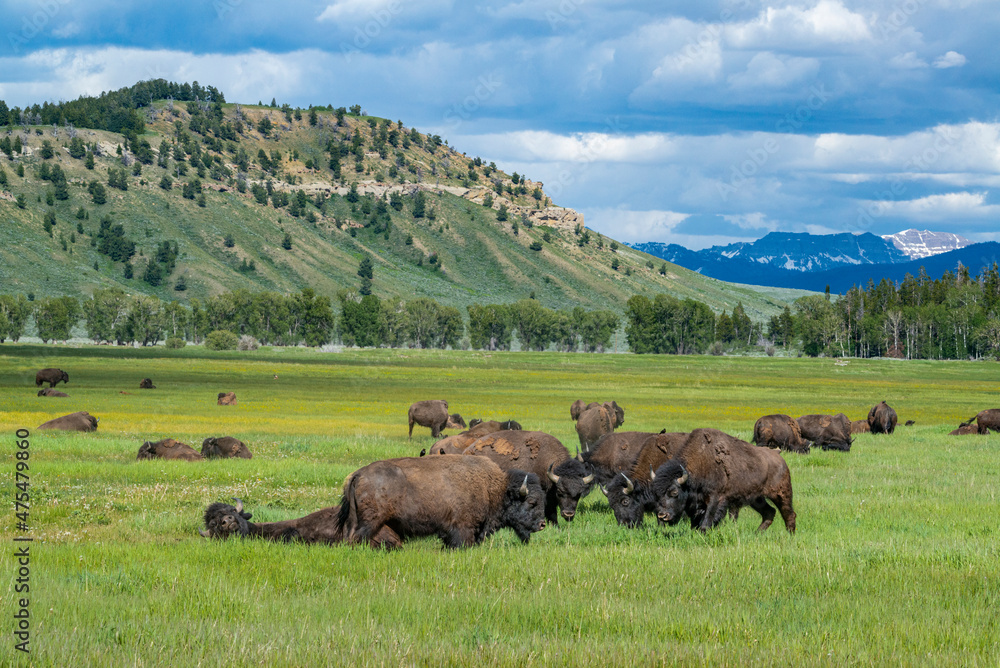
[
  {"x1": 443, "y1": 527, "x2": 477, "y2": 549},
  {"x1": 772, "y1": 492, "x2": 796, "y2": 534},
  {"x1": 545, "y1": 487, "x2": 560, "y2": 526},
  {"x1": 699, "y1": 496, "x2": 729, "y2": 531},
  {"x1": 748, "y1": 497, "x2": 776, "y2": 532}
]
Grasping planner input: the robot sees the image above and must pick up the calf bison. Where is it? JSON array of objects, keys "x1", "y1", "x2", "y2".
[
  {"x1": 949, "y1": 424, "x2": 985, "y2": 436},
  {"x1": 336, "y1": 455, "x2": 546, "y2": 549},
  {"x1": 217, "y1": 392, "x2": 238, "y2": 406},
  {"x1": 463, "y1": 430, "x2": 593, "y2": 524},
  {"x1": 652, "y1": 428, "x2": 796, "y2": 534},
  {"x1": 37, "y1": 388, "x2": 69, "y2": 397},
  {"x1": 796, "y1": 413, "x2": 853, "y2": 452},
  {"x1": 38, "y1": 411, "x2": 98, "y2": 432},
  {"x1": 408, "y1": 400, "x2": 462, "y2": 438},
  {"x1": 753, "y1": 414, "x2": 809, "y2": 453},
  {"x1": 959, "y1": 409, "x2": 1000, "y2": 435},
  {"x1": 200, "y1": 436, "x2": 253, "y2": 459},
  {"x1": 575, "y1": 401, "x2": 625, "y2": 450},
  {"x1": 137, "y1": 438, "x2": 203, "y2": 461},
  {"x1": 201, "y1": 498, "x2": 401, "y2": 549},
  {"x1": 35, "y1": 368, "x2": 69, "y2": 388},
  {"x1": 139, "y1": 378, "x2": 156, "y2": 389},
  {"x1": 850, "y1": 419, "x2": 870, "y2": 434},
  {"x1": 868, "y1": 401, "x2": 898, "y2": 434},
  {"x1": 603, "y1": 431, "x2": 690, "y2": 528}
]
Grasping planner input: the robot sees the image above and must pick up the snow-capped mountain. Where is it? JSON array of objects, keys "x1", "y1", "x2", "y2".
[{"x1": 881, "y1": 229, "x2": 973, "y2": 260}]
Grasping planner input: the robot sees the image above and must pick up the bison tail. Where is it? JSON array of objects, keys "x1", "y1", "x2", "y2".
[
  {"x1": 336, "y1": 476, "x2": 360, "y2": 542},
  {"x1": 959, "y1": 415, "x2": 978, "y2": 428}
]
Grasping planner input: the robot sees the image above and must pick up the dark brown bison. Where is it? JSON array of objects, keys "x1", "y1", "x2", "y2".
[
  {"x1": 139, "y1": 378, "x2": 156, "y2": 389},
  {"x1": 652, "y1": 428, "x2": 796, "y2": 533},
  {"x1": 463, "y1": 430, "x2": 593, "y2": 523},
  {"x1": 850, "y1": 419, "x2": 870, "y2": 434},
  {"x1": 37, "y1": 388, "x2": 69, "y2": 397},
  {"x1": 796, "y1": 413, "x2": 853, "y2": 452},
  {"x1": 582, "y1": 431, "x2": 662, "y2": 488},
  {"x1": 445, "y1": 413, "x2": 467, "y2": 430},
  {"x1": 137, "y1": 438, "x2": 203, "y2": 461},
  {"x1": 753, "y1": 414, "x2": 810, "y2": 453},
  {"x1": 38, "y1": 411, "x2": 98, "y2": 432},
  {"x1": 408, "y1": 400, "x2": 460, "y2": 438},
  {"x1": 603, "y1": 431, "x2": 690, "y2": 528},
  {"x1": 200, "y1": 436, "x2": 253, "y2": 459},
  {"x1": 575, "y1": 401, "x2": 625, "y2": 450},
  {"x1": 35, "y1": 368, "x2": 69, "y2": 388},
  {"x1": 336, "y1": 455, "x2": 546, "y2": 548},
  {"x1": 959, "y1": 409, "x2": 1000, "y2": 435},
  {"x1": 949, "y1": 424, "x2": 986, "y2": 436},
  {"x1": 200, "y1": 498, "x2": 401, "y2": 549},
  {"x1": 867, "y1": 401, "x2": 898, "y2": 434},
  {"x1": 217, "y1": 392, "x2": 238, "y2": 406}
]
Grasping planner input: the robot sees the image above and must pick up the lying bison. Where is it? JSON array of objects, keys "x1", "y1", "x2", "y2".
[
  {"x1": 470, "y1": 418, "x2": 522, "y2": 431},
  {"x1": 463, "y1": 430, "x2": 593, "y2": 524},
  {"x1": 949, "y1": 424, "x2": 985, "y2": 436},
  {"x1": 336, "y1": 455, "x2": 546, "y2": 548},
  {"x1": 575, "y1": 401, "x2": 625, "y2": 450},
  {"x1": 959, "y1": 409, "x2": 1000, "y2": 435},
  {"x1": 429, "y1": 420, "x2": 510, "y2": 455},
  {"x1": 217, "y1": 392, "x2": 238, "y2": 406},
  {"x1": 408, "y1": 400, "x2": 463, "y2": 438},
  {"x1": 868, "y1": 401, "x2": 898, "y2": 434},
  {"x1": 753, "y1": 414, "x2": 809, "y2": 453},
  {"x1": 35, "y1": 368, "x2": 69, "y2": 388},
  {"x1": 652, "y1": 428, "x2": 796, "y2": 533},
  {"x1": 37, "y1": 388, "x2": 69, "y2": 397},
  {"x1": 137, "y1": 438, "x2": 203, "y2": 461},
  {"x1": 201, "y1": 436, "x2": 253, "y2": 459},
  {"x1": 850, "y1": 420, "x2": 871, "y2": 434},
  {"x1": 603, "y1": 431, "x2": 690, "y2": 528},
  {"x1": 139, "y1": 378, "x2": 156, "y2": 389},
  {"x1": 201, "y1": 498, "x2": 401, "y2": 549},
  {"x1": 38, "y1": 411, "x2": 98, "y2": 432},
  {"x1": 797, "y1": 413, "x2": 853, "y2": 452}
]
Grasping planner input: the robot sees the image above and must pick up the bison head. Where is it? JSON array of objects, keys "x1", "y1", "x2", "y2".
[
  {"x1": 500, "y1": 470, "x2": 546, "y2": 543},
  {"x1": 651, "y1": 461, "x2": 691, "y2": 526},
  {"x1": 468, "y1": 418, "x2": 483, "y2": 428},
  {"x1": 201, "y1": 499, "x2": 253, "y2": 539},
  {"x1": 61, "y1": 371, "x2": 69, "y2": 384},
  {"x1": 136, "y1": 441, "x2": 156, "y2": 460},
  {"x1": 605, "y1": 472, "x2": 647, "y2": 528},
  {"x1": 545, "y1": 459, "x2": 595, "y2": 522}
]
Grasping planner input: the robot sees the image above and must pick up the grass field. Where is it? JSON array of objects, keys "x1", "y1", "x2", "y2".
[{"x1": 2, "y1": 344, "x2": 998, "y2": 666}]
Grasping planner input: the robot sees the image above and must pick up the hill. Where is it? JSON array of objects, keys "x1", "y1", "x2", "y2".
[{"x1": 0, "y1": 82, "x2": 809, "y2": 320}]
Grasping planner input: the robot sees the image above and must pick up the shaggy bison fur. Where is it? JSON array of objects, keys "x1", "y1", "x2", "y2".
[
  {"x1": 959, "y1": 409, "x2": 1000, "y2": 435},
  {"x1": 38, "y1": 411, "x2": 98, "y2": 432},
  {"x1": 217, "y1": 392, "x2": 238, "y2": 406},
  {"x1": 582, "y1": 431, "x2": 661, "y2": 488},
  {"x1": 201, "y1": 436, "x2": 253, "y2": 459},
  {"x1": 868, "y1": 401, "x2": 898, "y2": 434},
  {"x1": 35, "y1": 368, "x2": 69, "y2": 388},
  {"x1": 137, "y1": 438, "x2": 203, "y2": 461},
  {"x1": 429, "y1": 420, "x2": 514, "y2": 455},
  {"x1": 796, "y1": 413, "x2": 853, "y2": 452},
  {"x1": 37, "y1": 388, "x2": 69, "y2": 397},
  {"x1": 336, "y1": 455, "x2": 546, "y2": 549},
  {"x1": 603, "y1": 431, "x2": 690, "y2": 528},
  {"x1": 753, "y1": 414, "x2": 810, "y2": 453}
]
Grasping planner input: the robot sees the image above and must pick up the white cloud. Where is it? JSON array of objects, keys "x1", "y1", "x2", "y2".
[
  {"x1": 727, "y1": 52, "x2": 820, "y2": 89},
  {"x1": 889, "y1": 51, "x2": 928, "y2": 69},
  {"x1": 932, "y1": 50, "x2": 966, "y2": 68},
  {"x1": 862, "y1": 192, "x2": 1000, "y2": 221},
  {"x1": 317, "y1": 0, "x2": 399, "y2": 22},
  {"x1": 725, "y1": 0, "x2": 872, "y2": 49}
]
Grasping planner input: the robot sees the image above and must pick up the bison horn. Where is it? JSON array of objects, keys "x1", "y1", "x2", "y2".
[
  {"x1": 622, "y1": 474, "x2": 634, "y2": 495},
  {"x1": 232, "y1": 497, "x2": 243, "y2": 514},
  {"x1": 575, "y1": 447, "x2": 584, "y2": 462},
  {"x1": 676, "y1": 467, "x2": 688, "y2": 486},
  {"x1": 199, "y1": 529, "x2": 211, "y2": 538},
  {"x1": 519, "y1": 475, "x2": 530, "y2": 499},
  {"x1": 547, "y1": 463, "x2": 560, "y2": 484},
  {"x1": 581, "y1": 473, "x2": 594, "y2": 484},
  {"x1": 599, "y1": 485, "x2": 608, "y2": 497},
  {"x1": 649, "y1": 466, "x2": 656, "y2": 481}
]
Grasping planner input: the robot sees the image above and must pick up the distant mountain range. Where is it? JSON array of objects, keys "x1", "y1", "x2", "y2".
[{"x1": 630, "y1": 230, "x2": 993, "y2": 293}]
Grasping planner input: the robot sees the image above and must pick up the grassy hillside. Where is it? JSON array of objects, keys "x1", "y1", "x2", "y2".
[{"x1": 0, "y1": 100, "x2": 809, "y2": 319}]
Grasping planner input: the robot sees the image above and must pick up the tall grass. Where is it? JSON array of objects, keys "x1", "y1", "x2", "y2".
[{"x1": 2, "y1": 344, "x2": 998, "y2": 666}]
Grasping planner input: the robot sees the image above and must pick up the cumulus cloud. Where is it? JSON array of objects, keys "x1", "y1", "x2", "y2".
[
  {"x1": 725, "y1": 0, "x2": 872, "y2": 49},
  {"x1": 932, "y1": 51, "x2": 967, "y2": 68},
  {"x1": 727, "y1": 52, "x2": 820, "y2": 89},
  {"x1": 862, "y1": 192, "x2": 1000, "y2": 222}
]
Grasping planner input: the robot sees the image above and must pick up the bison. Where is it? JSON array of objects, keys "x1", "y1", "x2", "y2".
[
  {"x1": 582, "y1": 431, "x2": 663, "y2": 488},
  {"x1": 570, "y1": 400, "x2": 598, "y2": 421},
  {"x1": 408, "y1": 400, "x2": 462, "y2": 438},
  {"x1": 139, "y1": 378, "x2": 156, "y2": 389},
  {"x1": 575, "y1": 401, "x2": 625, "y2": 450},
  {"x1": 336, "y1": 455, "x2": 546, "y2": 549},
  {"x1": 37, "y1": 388, "x2": 69, "y2": 397},
  {"x1": 463, "y1": 430, "x2": 593, "y2": 523},
  {"x1": 753, "y1": 414, "x2": 810, "y2": 453},
  {"x1": 468, "y1": 419, "x2": 522, "y2": 433},
  {"x1": 217, "y1": 392, "x2": 238, "y2": 406},
  {"x1": 201, "y1": 498, "x2": 401, "y2": 549},
  {"x1": 651, "y1": 428, "x2": 796, "y2": 533},
  {"x1": 137, "y1": 438, "x2": 203, "y2": 461},
  {"x1": 850, "y1": 419, "x2": 871, "y2": 434},
  {"x1": 429, "y1": 420, "x2": 511, "y2": 455},
  {"x1": 35, "y1": 368, "x2": 69, "y2": 388},
  {"x1": 201, "y1": 436, "x2": 253, "y2": 459},
  {"x1": 602, "y1": 431, "x2": 690, "y2": 528},
  {"x1": 796, "y1": 413, "x2": 853, "y2": 452},
  {"x1": 867, "y1": 401, "x2": 898, "y2": 434},
  {"x1": 949, "y1": 424, "x2": 985, "y2": 436},
  {"x1": 38, "y1": 411, "x2": 98, "y2": 432},
  {"x1": 445, "y1": 413, "x2": 467, "y2": 431},
  {"x1": 959, "y1": 409, "x2": 1000, "y2": 435}
]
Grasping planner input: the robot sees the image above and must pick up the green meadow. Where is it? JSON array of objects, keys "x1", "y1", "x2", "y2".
[{"x1": 1, "y1": 344, "x2": 998, "y2": 666}]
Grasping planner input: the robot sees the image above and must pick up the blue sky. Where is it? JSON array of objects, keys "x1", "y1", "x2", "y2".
[{"x1": 2, "y1": 0, "x2": 998, "y2": 249}]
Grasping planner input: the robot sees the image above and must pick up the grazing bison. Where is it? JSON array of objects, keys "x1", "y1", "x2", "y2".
[
  {"x1": 867, "y1": 401, "x2": 898, "y2": 434},
  {"x1": 137, "y1": 438, "x2": 203, "y2": 461},
  {"x1": 200, "y1": 436, "x2": 253, "y2": 459},
  {"x1": 336, "y1": 455, "x2": 546, "y2": 549},
  {"x1": 200, "y1": 498, "x2": 401, "y2": 549},
  {"x1": 38, "y1": 411, "x2": 98, "y2": 432},
  {"x1": 959, "y1": 409, "x2": 1000, "y2": 435},
  {"x1": 949, "y1": 424, "x2": 985, "y2": 436},
  {"x1": 603, "y1": 432, "x2": 690, "y2": 528},
  {"x1": 37, "y1": 388, "x2": 69, "y2": 397},
  {"x1": 408, "y1": 400, "x2": 458, "y2": 438},
  {"x1": 139, "y1": 378, "x2": 156, "y2": 389},
  {"x1": 850, "y1": 420, "x2": 871, "y2": 434},
  {"x1": 35, "y1": 368, "x2": 69, "y2": 388},
  {"x1": 570, "y1": 400, "x2": 598, "y2": 421},
  {"x1": 463, "y1": 430, "x2": 593, "y2": 523},
  {"x1": 652, "y1": 428, "x2": 796, "y2": 533},
  {"x1": 753, "y1": 414, "x2": 810, "y2": 453},
  {"x1": 575, "y1": 401, "x2": 625, "y2": 450},
  {"x1": 796, "y1": 413, "x2": 853, "y2": 452},
  {"x1": 217, "y1": 392, "x2": 238, "y2": 406},
  {"x1": 582, "y1": 431, "x2": 662, "y2": 488}
]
